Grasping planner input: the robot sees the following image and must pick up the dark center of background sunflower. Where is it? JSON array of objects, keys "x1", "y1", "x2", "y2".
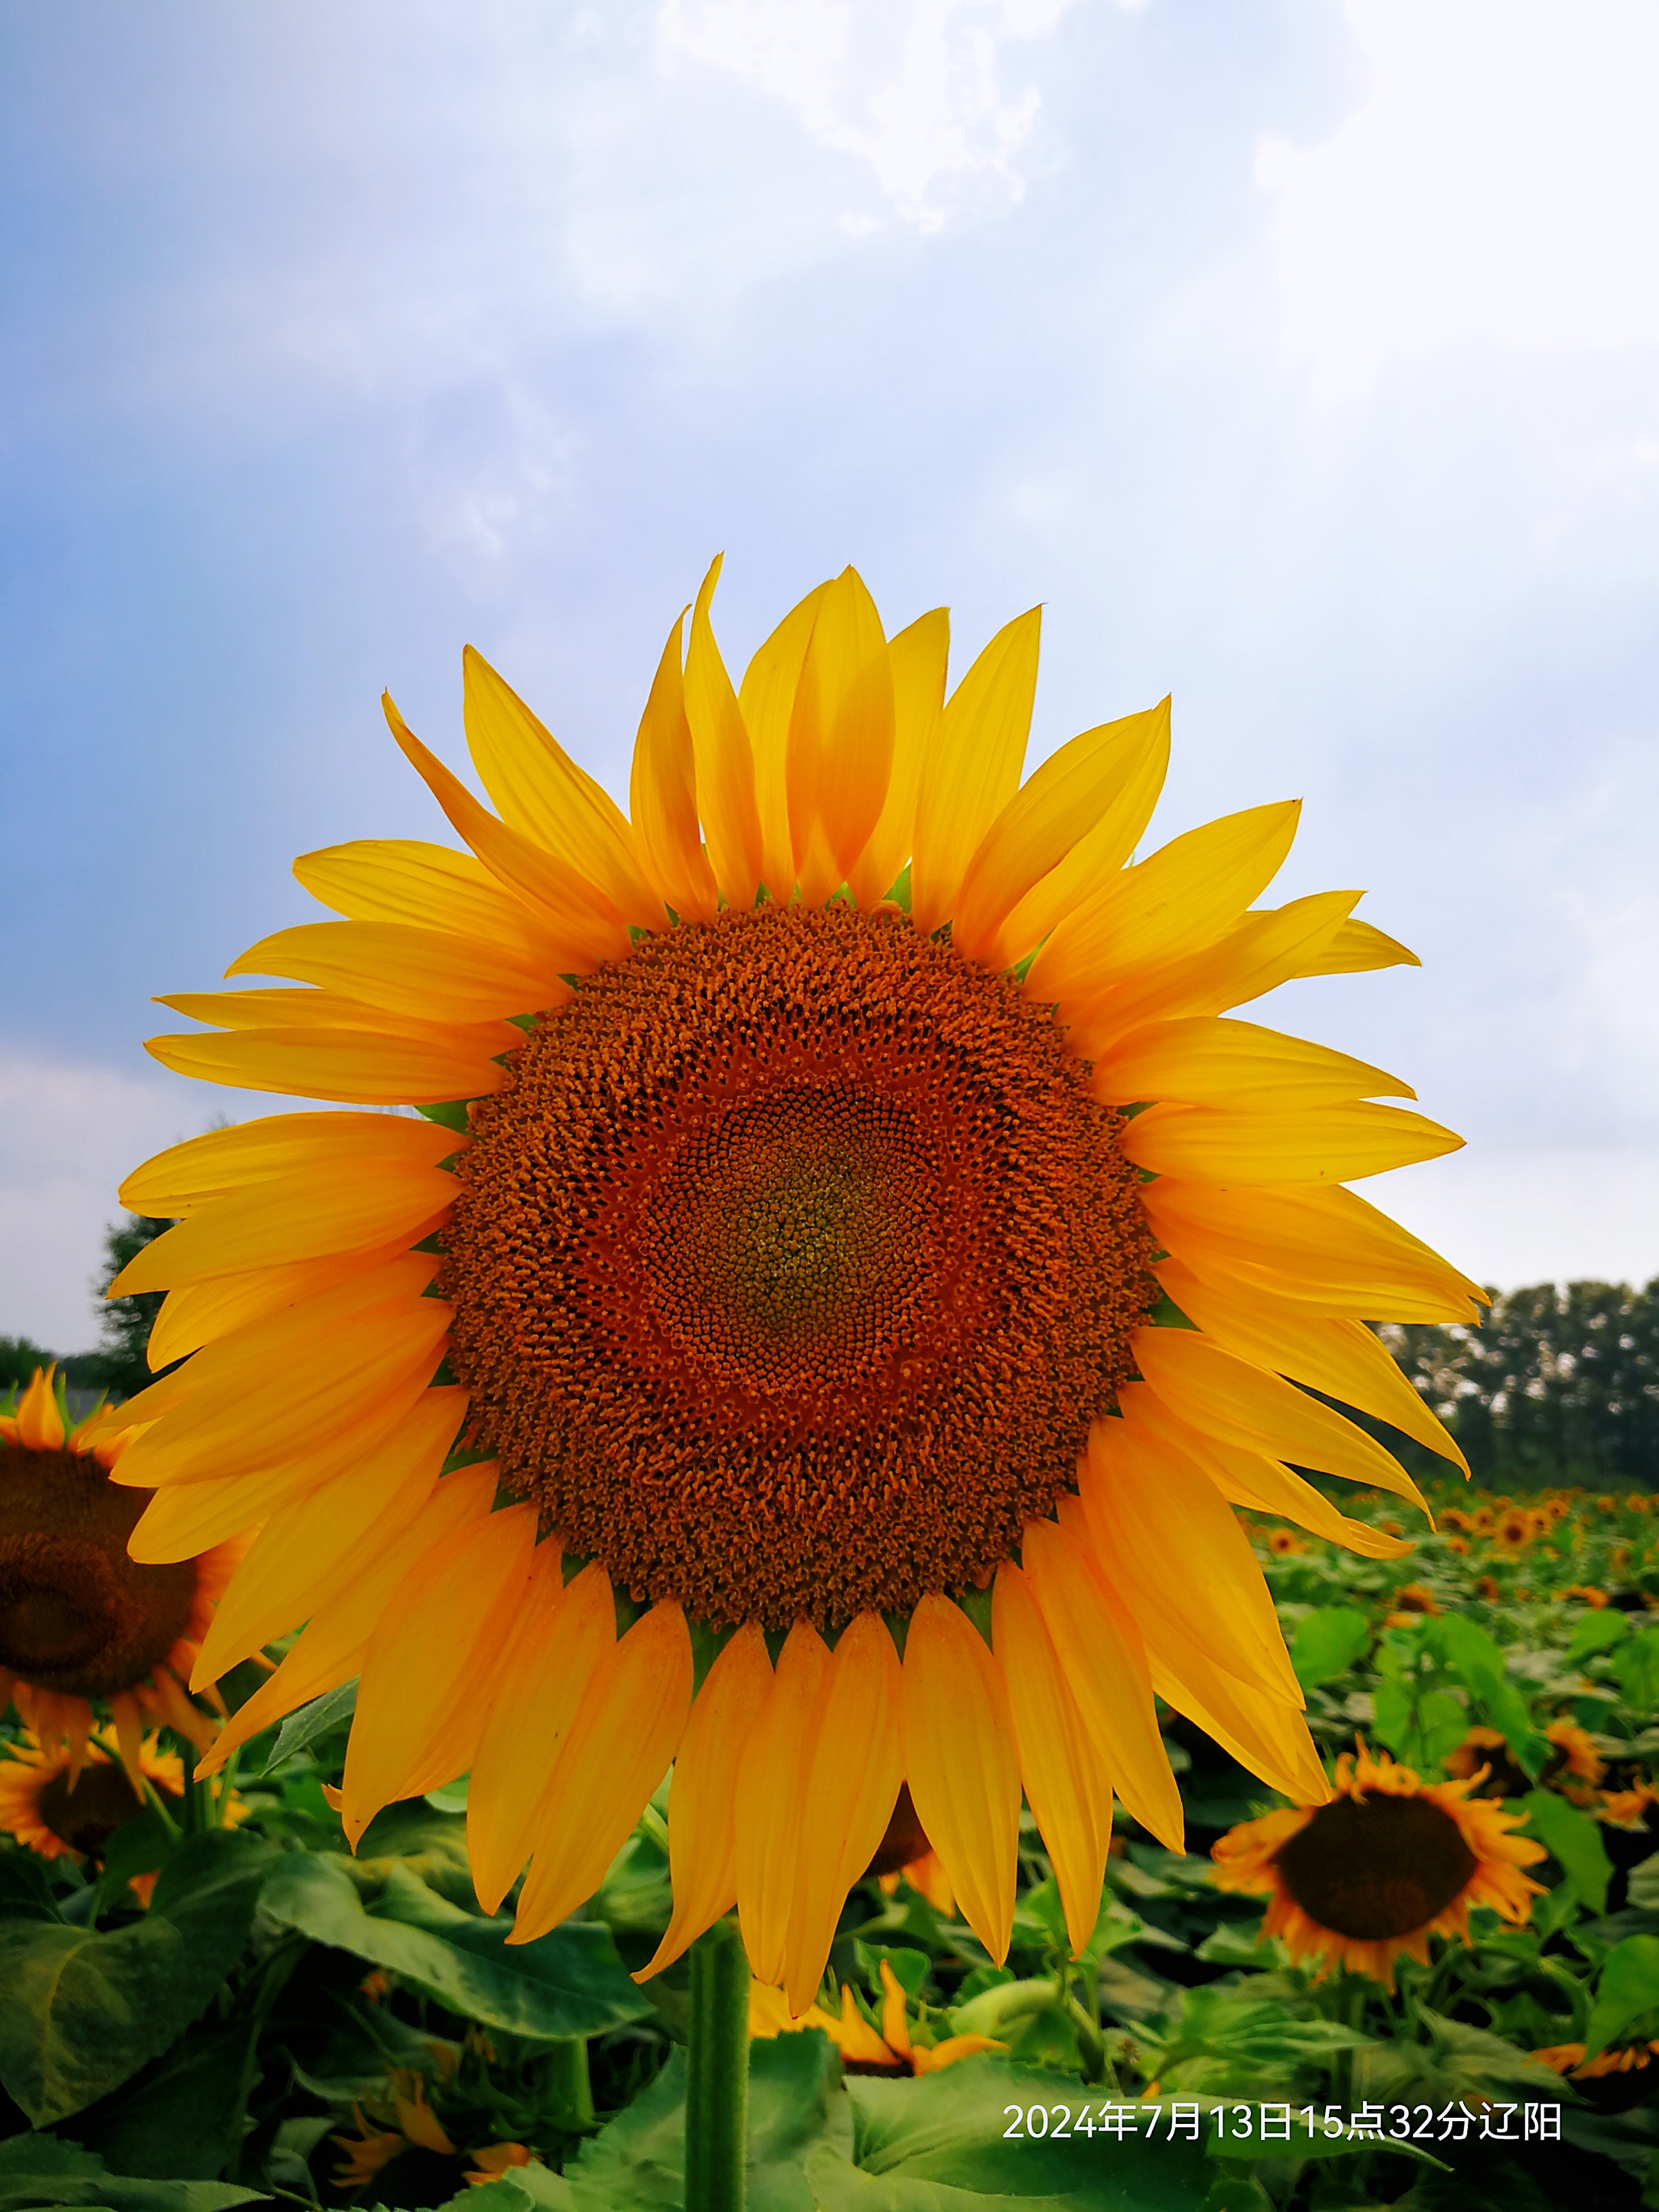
[
  {"x1": 1273, "y1": 1791, "x2": 1479, "y2": 1941},
  {"x1": 0, "y1": 1444, "x2": 197, "y2": 1698},
  {"x1": 38, "y1": 1761, "x2": 146, "y2": 1858},
  {"x1": 442, "y1": 903, "x2": 1156, "y2": 1629}
]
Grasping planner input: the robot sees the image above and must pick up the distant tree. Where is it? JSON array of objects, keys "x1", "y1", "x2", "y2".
[
  {"x1": 60, "y1": 1213, "x2": 177, "y2": 1401},
  {"x1": 0, "y1": 1335, "x2": 60, "y2": 1393},
  {"x1": 1378, "y1": 1279, "x2": 1659, "y2": 1489}
]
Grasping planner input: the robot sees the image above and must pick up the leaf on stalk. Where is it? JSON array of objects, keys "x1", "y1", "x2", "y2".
[
  {"x1": 258, "y1": 1852, "x2": 648, "y2": 2041},
  {"x1": 259, "y1": 1677, "x2": 358, "y2": 1775},
  {"x1": 1519, "y1": 1791, "x2": 1612, "y2": 1917},
  {"x1": 0, "y1": 1831, "x2": 274, "y2": 2127}
]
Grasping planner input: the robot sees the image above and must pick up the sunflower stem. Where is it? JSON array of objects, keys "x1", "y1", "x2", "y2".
[
  {"x1": 686, "y1": 1919, "x2": 750, "y2": 2212},
  {"x1": 548, "y1": 2036, "x2": 596, "y2": 2131}
]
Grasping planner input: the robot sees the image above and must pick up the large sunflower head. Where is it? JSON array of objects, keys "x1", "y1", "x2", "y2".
[
  {"x1": 117, "y1": 560, "x2": 1482, "y2": 2013},
  {"x1": 1212, "y1": 1738, "x2": 1548, "y2": 1992},
  {"x1": 0, "y1": 1368, "x2": 240, "y2": 1780}
]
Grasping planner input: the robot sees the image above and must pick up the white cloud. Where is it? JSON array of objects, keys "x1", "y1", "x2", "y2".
[
  {"x1": 0, "y1": 1051, "x2": 191, "y2": 1351},
  {"x1": 1372, "y1": 1146, "x2": 1659, "y2": 1295},
  {"x1": 1256, "y1": 0, "x2": 1659, "y2": 396},
  {"x1": 657, "y1": 0, "x2": 1074, "y2": 230}
]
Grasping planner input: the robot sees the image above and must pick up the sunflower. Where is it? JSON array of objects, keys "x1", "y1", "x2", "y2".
[
  {"x1": 0, "y1": 1724, "x2": 182, "y2": 1867},
  {"x1": 1, "y1": 1368, "x2": 243, "y2": 1781},
  {"x1": 1212, "y1": 1739, "x2": 1547, "y2": 1991},
  {"x1": 1266, "y1": 1528, "x2": 1303, "y2": 1556},
  {"x1": 749, "y1": 1961, "x2": 1002, "y2": 2075},
  {"x1": 1494, "y1": 1508, "x2": 1536, "y2": 1549},
  {"x1": 116, "y1": 559, "x2": 1479, "y2": 2006}
]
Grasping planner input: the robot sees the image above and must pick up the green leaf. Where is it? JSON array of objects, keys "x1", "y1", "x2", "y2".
[
  {"x1": 564, "y1": 2032, "x2": 848, "y2": 2211},
  {"x1": 259, "y1": 1677, "x2": 357, "y2": 1774},
  {"x1": 808, "y1": 2057, "x2": 1212, "y2": 2208},
  {"x1": 0, "y1": 1830, "x2": 274, "y2": 2127},
  {"x1": 89, "y1": 1807, "x2": 178, "y2": 1921},
  {"x1": 1583, "y1": 1933, "x2": 1659, "y2": 2060},
  {"x1": 1432, "y1": 1616, "x2": 1548, "y2": 1776},
  {"x1": 60, "y1": 2020, "x2": 250, "y2": 2181},
  {"x1": 1370, "y1": 1678, "x2": 1414, "y2": 1754},
  {"x1": 1519, "y1": 1790, "x2": 1613, "y2": 1915},
  {"x1": 1290, "y1": 1606, "x2": 1371, "y2": 1689},
  {"x1": 258, "y1": 1852, "x2": 649, "y2": 2040},
  {"x1": 1614, "y1": 1630, "x2": 1659, "y2": 1716},
  {"x1": 1566, "y1": 1609, "x2": 1630, "y2": 1664},
  {"x1": 0, "y1": 1849, "x2": 66, "y2": 1923},
  {"x1": 0, "y1": 2127, "x2": 264, "y2": 2209}
]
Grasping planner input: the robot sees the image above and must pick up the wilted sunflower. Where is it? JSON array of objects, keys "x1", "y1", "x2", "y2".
[
  {"x1": 1, "y1": 1368, "x2": 242, "y2": 1779},
  {"x1": 115, "y1": 560, "x2": 1479, "y2": 2007},
  {"x1": 1212, "y1": 1740, "x2": 1547, "y2": 1990},
  {"x1": 0, "y1": 1723, "x2": 181, "y2": 1872}
]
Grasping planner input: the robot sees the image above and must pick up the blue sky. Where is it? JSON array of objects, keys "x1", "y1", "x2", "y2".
[{"x1": 4, "y1": 0, "x2": 1657, "y2": 1348}]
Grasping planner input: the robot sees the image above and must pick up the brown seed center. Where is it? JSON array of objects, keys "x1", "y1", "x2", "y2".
[
  {"x1": 0, "y1": 1443, "x2": 197, "y2": 1698},
  {"x1": 1274, "y1": 1790, "x2": 1479, "y2": 1940},
  {"x1": 443, "y1": 903, "x2": 1157, "y2": 1629}
]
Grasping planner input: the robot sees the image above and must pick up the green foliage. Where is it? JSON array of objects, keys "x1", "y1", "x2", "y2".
[
  {"x1": 0, "y1": 1832, "x2": 275, "y2": 2127},
  {"x1": 1519, "y1": 1791, "x2": 1613, "y2": 1914},
  {"x1": 259, "y1": 1853, "x2": 651, "y2": 2042},
  {"x1": 1289, "y1": 1606, "x2": 1371, "y2": 1689},
  {"x1": 1378, "y1": 1278, "x2": 1659, "y2": 1488},
  {"x1": 0, "y1": 2133, "x2": 263, "y2": 2211}
]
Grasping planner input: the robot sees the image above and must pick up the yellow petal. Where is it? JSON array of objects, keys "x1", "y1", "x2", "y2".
[
  {"x1": 1121, "y1": 1099, "x2": 1462, "y2": 1185},
  {"x1": 14, "y1": 1368, "x2": 65, "y2": 1450},
  {"x1": 114, "y1": 1250, "x2": 438, "y2": 1438},
  {"x1": 913, "y1": 2034, "x2": 1008, "y2": 2072},
  {"x1": 462, "y1": 644, "x2": 659, "y2": 926},
  {"x1": 1132, "y1": 1324, "x2": 1429, "y2": 1511},
  {"x1": 511, "y1": 1601, "x2": 693, "y2": 1942},
  {"x1": 785, "y1": 1612, "x2": 904, "y2": 2015},
  {"x1": 630, "y1": 613, "x2": 721, "y2": 924},
  {"x1": 733, "y1": 1621, "x2": 830, "y2": 1987},
  {"x1": 156, "y1": 987, "x2": 403, "y2": 1031},
  {"x1": 991, "y1": 1561, "x2": 1109, "y2": 1956},
  {"x1": 836, "y1": 1981, "x2": 899, "y2": 2064},
  {"x1": 115, "y1": 1277, "x2": 449, "y2": 1496},
  {"x1": 1143, "y1": 1178, "x2": 1487, "y2": 1326},
  {"x1": 1075, "y1": 1425, "x2": 1302, "y2": 1705},
  {"x1": 909, "y1": 607, "x2": 1039, "y2": 935},
  {"x1": 785, "y1": 568, "x2": 895, "y2": 898},
  {"x1": 878, "y1": 1959, "x2": 912, "y2": 2057},
  {"x1": 146, "y1": 1244, "x2": 413, "y2": 1370},
  {"x1": 1065, "y1": 889, "x2": 1364, "y2": 1058},
  {"x1": 1154, "y1": 1259, "x2": 1469, "y2": 1476},
  {"x1": 899, "y1": 1594, "x2": 1020, "y2": 1965},
  {"x1": 636, "y1": 1622, "x2": 773, "y2": 1980},
  {"x1": 1020, "y1": 1519, "x2": 1185, "y2": 1855},
  {"x1": 227, "y1": 920, "x2": 567, "y2": 1026},
  {"x1": 384, "y1": 694, "x2": 634, "y2": 964},
  {"x1": 953, "y1": 699, "x2": 1170, "y2": 966},
  {"x1": 1151, "y1": 1646, "x2": 1330, "y2": 1805},
  {"x1": 846, "y1": 607, "x2": 949, "y2": 909},
  {"x1": 1119, "y1": 1382, "x2": 1418, "y2": 1559},
  {"x1": 195, "y1": 1466, "x2": 498, "y2": 1778},
  {"x1": 341, "y1": 1502, "x2": 539, "y2": 1844},
  {"x1": 293, "y1": 838, "x2": 573, "y2": 954},
  {"x1": 1094, "y1": 1015, "x2": 1414, "y2": 1111},
  {"x1": 120, "y1": 1111, "x2": 464, "y2": 1217},
  {"x1": 739, "y1": 580, "x2": 831, "y2": 903},
  {"x1": 1033, "y1": 801, "x2": 1301, "y2": 1006},
  {"x1": 1299, "y1": 916, "x2": 1420, "y2": 975},
  {"x1": 111, "y1": 1157, "x2": 455, "y2": 1293},
  {"x1": 683, "y1": 555, "x2": 764, "y2": 909},
  {"x1": 146, "y1": 1022, "x2": 510, "y2": 1107},
  {"x1": 467, "y1": 1556, "x2": 615, "y2": 1914},
  {"x1": 189, "y1": 1389, "x2": 465, "y2": 1686}
]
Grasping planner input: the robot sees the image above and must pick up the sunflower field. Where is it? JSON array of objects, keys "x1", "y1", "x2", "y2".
[{"x1": 0, "y1": 1467, "x2": 1652, "y2": 2212}]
